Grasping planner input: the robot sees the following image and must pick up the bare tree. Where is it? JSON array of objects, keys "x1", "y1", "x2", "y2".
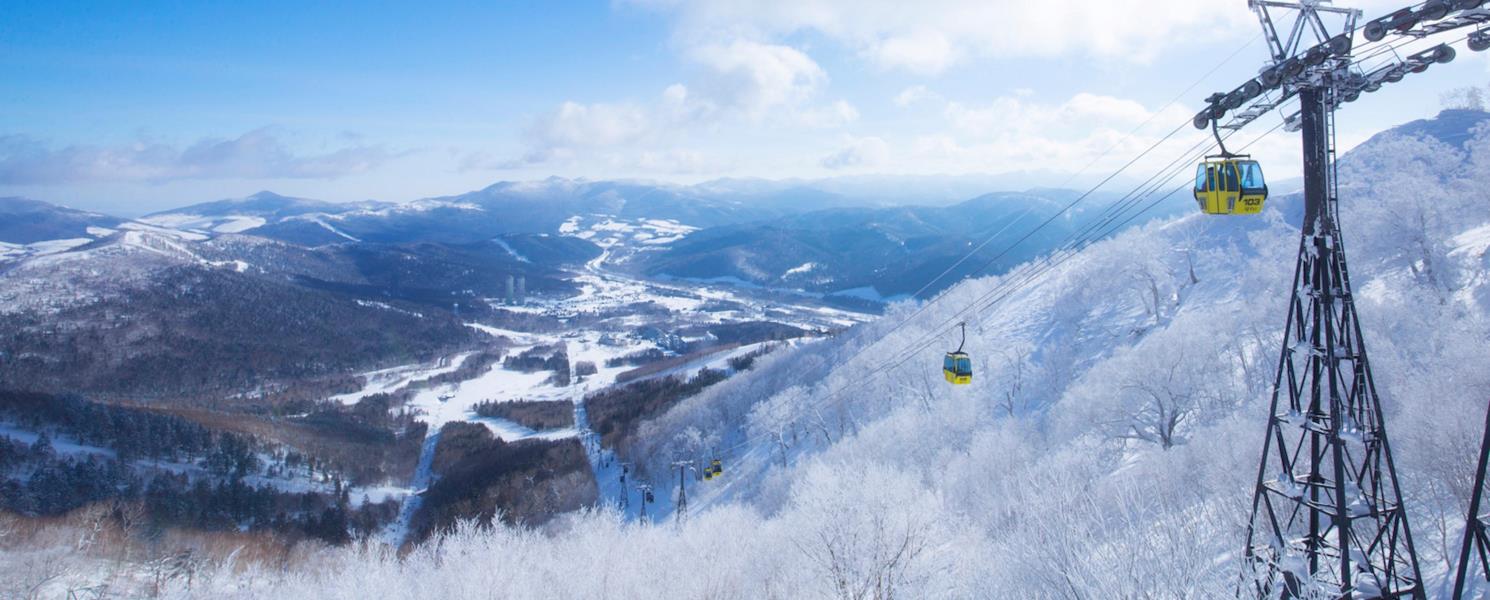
[
  {"x1": 1091, "y1": 337, "x2": 1218, "y2": 451},
  {"x1": 793, "y1": 472, "x2": 932, "y2": 600},
  {"x1": 995, "y1": 345, "x2": 1033, "y2": 417}
]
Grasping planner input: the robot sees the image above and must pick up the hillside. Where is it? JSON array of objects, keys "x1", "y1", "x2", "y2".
[{"x1": 0, "y1": 223, "x2": 508, "y2": 403}]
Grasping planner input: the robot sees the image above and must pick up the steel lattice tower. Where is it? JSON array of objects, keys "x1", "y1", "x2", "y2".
[
  {"x1": 1452, "y1": 400, "x2": 1490, "y2": 598},
  {"x1": 1241, "y1": 81, "x2": 1424, "y2": 598},
  {"x1": 1222, "y1": 3, "x2": 1428, "y2": 597}
]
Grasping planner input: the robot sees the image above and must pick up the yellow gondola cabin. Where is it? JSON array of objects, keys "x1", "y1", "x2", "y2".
[
  {"x1": 943, "y1": 321, "x2": 972, "y2": 385},
  {"x1": 1194, "y1": 157, "x2": 1268, "y2": 215},
  {"x1": 943, "y1": 352, "x2": 972, "y2": 385}
]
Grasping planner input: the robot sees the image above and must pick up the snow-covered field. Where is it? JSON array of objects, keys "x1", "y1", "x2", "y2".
[
  {"x1": 139, "y1": 213, "x2": 266, "y2": 234},
  {"x1": 329, "y1": 353, "x2": 475, "y2": 405}
]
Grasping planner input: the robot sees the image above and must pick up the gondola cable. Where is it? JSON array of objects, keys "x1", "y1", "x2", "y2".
[{"x1": 703, "y1": 116, "x2": 1287, "y2": 466}]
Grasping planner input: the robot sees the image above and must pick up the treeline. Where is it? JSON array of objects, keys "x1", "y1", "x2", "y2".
[
  {"x1": 726, "y1": 344, "x2": 777, "y2": 373},
  {"x1": 604, "y1": 348, "x2": 667, "y2": 368},
  {"x1": 502, "y1": 345, "x2": 568, "y2": 372},
  {"x1": 410, "y1": 423, "x2": 596, "y2": 544},
  {"x1": 274, "y1": 394, "x2": 429, "y2": 486},
  {"x1": 586, "y1": 368, "x2": 729, "y2": 448},
  {"x1": 472, "y1": 399, "x2": 574, "y2": 430},
  {"x1": 0, "y1": 436, "x2": 396, "y2": 545},
  {"x1": 701, "y1": 321, "x2": 808, "y2": 345},
  {"x1": 0, "y1": 390, "x2": 245, "y2": 464},
  {"x1": 503, "y1": 345, "x2": 571, "y2": 386},
  {"x1": 404, "y1": 350, "x2": 505, "y2": 394}
]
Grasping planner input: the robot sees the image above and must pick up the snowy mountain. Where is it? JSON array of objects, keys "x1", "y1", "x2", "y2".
[
  {"x1": 130, "y1": 176, "x2": 1051, "y2": 252},
  {"x1": 172, "y1": 178, "x2": 865, "y2": 247},
  {"x1": 68, "y1": 109, "x2": 1479, "y2": 598}
]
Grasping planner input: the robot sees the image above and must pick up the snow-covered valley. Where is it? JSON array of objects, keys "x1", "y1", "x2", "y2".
[
  {"x1": 0, "y1": 110, "x2": 1469, "y2": 599},
  {"x1": 4, "y1": 108, "x2": 1490, "y2": 599}
]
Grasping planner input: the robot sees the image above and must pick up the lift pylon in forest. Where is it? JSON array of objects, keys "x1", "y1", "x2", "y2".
[
  {"x1": 1241, "y1": 89, "x2": 1422, "y2": 594},
  {"x1": 1199, "y1": 1, "x2": 1426, "y2": 597},
  {"x1": 1452, "y1": 399, "x2": 1490, "y2": 598},
  {"x1": 671, "y1": 461, "x2": 692, "y2": 525}
]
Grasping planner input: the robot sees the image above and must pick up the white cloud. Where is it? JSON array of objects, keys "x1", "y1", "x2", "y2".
[
  {"x1": 505, "y1": 99, "x2": 658, "y2": 167},
  {"x1": 0, "y1": 128, "x2": 394, "y2": 185},
  {"x1": 637, "y1": 148, "x2": 717, "y2": 173},
  {"x1": 522, "y1": 101, "x2": 652, "y2": 158},
  {"x1": 797, "y1": 100, "x2": 860, "y2": 128},
  {"x1": 632, "y1": 0, "x2": 1262, "y2": 73},
  {"x1": 871, "y1": 28, "x2": 956, "y2": 74},
  {"x1": 894, "y1": 85, "x2": 941, "y2": 107},
  {"x1": 942, "y1": 92, "x2": 1177, "y2": 144},
  {"x1": 688, "y1": 39, "x2": 827, "y2": 117},
  {"x1": 821, "y1": 136, "x2": 891, "y2": 169},
  {"x1": 500, "y1": 39, "x2": 850, "y2": 170}
]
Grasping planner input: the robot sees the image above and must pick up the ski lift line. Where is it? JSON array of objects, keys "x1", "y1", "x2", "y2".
[
  {"x1": 879, "y1": 125, "x2": 1254, "y2": 375},
  {"x1": 881, "y1": 182, "x2": 1199, "y2": 378},
  {"x1": 917, "y1": 120, "x2": 1191, "y2": 299},
  {"x1": 709, "y1": 120, "x2": 1287, "y2": 461},
  {"x1": 843, "y1": 121, "x2": 1257, "y2": 402},
  {"x1": 894, "y1": 33, "x2": 1267, "y2": 308},
  {"x1": 823, "y1": 123, "x2": 1206, "y2": 412},
  {"x1": 879, "y1": 155, "x2": 1221, "y2": 375},
  {"x1": 946, "y1": 118, "x2": 1286, "y2": 333},
  {"x1": 877, "y1": 115, "x2": 1269, "y2": 365},
  {"x1": 850, "y1": 132, "x2": 1197, "y2": 392},
  {"x1": 712, "y1": 119, "x2": 1207, "y2": 446},
  {"x1": 850, "y1": 118, "x2": 1286, "y2": 417},
  {"x1": 867, "y1": 129, "x2": 1277, "y2": 397},
  {"x1": 702, "y1": 31, "x2": 1292, "y2": 462},
  {"x1": 887, "y1": 118, "x2": 1287, "y2": 392},
  {"x1": 836, "y1": 33, "x2": 1271, "y2": 379}
]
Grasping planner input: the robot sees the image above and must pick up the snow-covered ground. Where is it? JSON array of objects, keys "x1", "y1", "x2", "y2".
[
  {"x1": 383, "y1": 429, "x2": 441, "y2": 547},
  {"x1": 330, "y1": 353, "x2": 475, "y2": 405},
  {"x1": 138, "y1": 213, "x2": 266, "y2": 234},
  {"x1": 560, "y1": 215, "x2": 697, "y2": 249}
]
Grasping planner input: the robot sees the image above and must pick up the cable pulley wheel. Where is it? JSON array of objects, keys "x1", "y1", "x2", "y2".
[
  {"x1": 1435, "y1": 45, "x2": 1457, "y2": 64},
  {"x1": 1471, "y1": 34, "x2": 1490, "y2": 53},
  {"x1": 1421, "y1": 0, "x2": 1450, "y2": 21}
]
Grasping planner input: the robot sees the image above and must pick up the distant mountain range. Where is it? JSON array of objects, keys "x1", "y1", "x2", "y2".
[
  {"x1": 19, "y1": 104, "x2": 1480, "y2": 313},
  {"x1": 0, "y1": 197, "x2": 123, "y2": 244},
  {"x1": 135, "y1": 179, "x2": 873, "y2": 247},
  {"x1": 0, "y1": 177, "x2": 1183, "y2": 304},
  {"x1": 637, "y1": 190, "x2": 1166, "y2": 298}
]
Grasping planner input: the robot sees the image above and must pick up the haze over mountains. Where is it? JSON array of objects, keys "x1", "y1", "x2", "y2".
[{"x1": 3, "y1": 175, "x2": 1164, "y2": 302}]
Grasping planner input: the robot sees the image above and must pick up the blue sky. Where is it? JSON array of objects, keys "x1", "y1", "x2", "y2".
[{"x1": 1, "y1": 0, "x2": 1484, "y2": 215}]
